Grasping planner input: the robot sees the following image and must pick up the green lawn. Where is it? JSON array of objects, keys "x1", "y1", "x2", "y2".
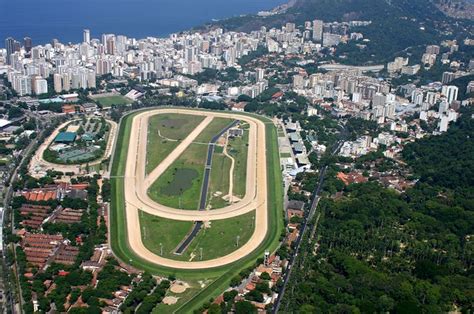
[
  {"x1": 139, "y1": 211, "x2": 193, "y2": 258},
  {"x1": 207, "y1": 152, "x2": 232, "y2": 209},
  {"x1": 194, "y1": 118, "x2": 234, "y2": 143},
  {"x1": 183, "y1": 211, "x2": 255, "y2": 261},
  {"x1": 147, "y1": 117, "x2": 235, "y2": 210},
  {"x1": 140, "y1": 210, "x2": 255, "y2": 262},
  {"x1": 146, "y1": 114, "x2": 205, "y2": 174},
  {"x1": 148, "y1": 143, "x2": 207, "y2": 210},
  {"x1": 228, "y1": 126, "x2": 249, "y2": 198},
  {"x1": 108, "y1": 108, "x2": 284, "y2": 313},
  {"x1": 95, "y1": 95, "x2": 132, "y2": 108},
  {"x1": 207, "y1": 123, "x2": 249, "y2": 208}
]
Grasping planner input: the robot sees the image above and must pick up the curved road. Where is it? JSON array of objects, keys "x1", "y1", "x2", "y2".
[
  {"x1": 29, "y1": 119, "x2": 118, "y2": 177},
  {"x1": 122, "y1": 108, "x2": 269, "y2": 269}
]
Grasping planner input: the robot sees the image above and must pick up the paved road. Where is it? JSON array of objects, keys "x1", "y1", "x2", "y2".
[
  {"x1": 174, "y1": 120, "x2": 239, "y2": 255},
  {"x1": 122, "y1": 108, "x2": 269, "y2": 269},
  {"x1": 272, "y1": 140, "x2": 343, "y2": 313},
  {"x1": 3, "y1": 129, "x2": 43, "y2": 313},
  {"x1": 174, "y1": 221, "x2": 203, "y2": 255},
  {"x1": 199, "y1": 120, "x2": 239, "y2": 210}
]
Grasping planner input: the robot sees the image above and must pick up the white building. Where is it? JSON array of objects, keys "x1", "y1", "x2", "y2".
[
  {"x1": 32, "y1": 76, "x2": 48, "y2": 95},
  {"x1": 441, "y1": 85, "x2": 459, "y2": 104}
]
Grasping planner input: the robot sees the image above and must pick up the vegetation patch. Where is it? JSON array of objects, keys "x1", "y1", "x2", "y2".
[
  {"x1": 139, "y1": 211, "x2": 193, "y2": 258},
  {"x1": 183, "y1": 211, "x2": 255, "y2": 261},
  {"x1": 195, "y1": 118, "x2": 233, "y2": 142},
  {"x1": 148, "y1": 143, "x2": 206, "y2": 210},
  {"x1": 140, "y1": 210, "x2": 255, "y2": 262},
  {"x1": 43, "y1": 117, "x2": 110, "y2": 165},
  {"x1": 146, "y1": 113, "x2": 205, "y2": 174},
  {"x1": 228, "y1": 126, "x2": 249, "y2": 198},
  {"x1": 93, "y1": 95, "x2": 132, "y2": 108},
  {"x1": 207, "y1": 151, "x2": 231, "y2": 209},
  {"x1": 160, "y1": 168, "x2": 199, "y2": 196}
]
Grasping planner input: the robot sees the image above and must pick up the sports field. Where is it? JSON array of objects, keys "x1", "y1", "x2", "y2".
[{"x1": 95, "y1": 95, "x2": 132, "y2": 107}]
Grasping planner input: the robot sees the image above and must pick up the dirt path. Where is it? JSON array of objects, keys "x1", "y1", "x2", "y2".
[{"x1": 222, "y1": 133, "x2": 236, "y2": 202}]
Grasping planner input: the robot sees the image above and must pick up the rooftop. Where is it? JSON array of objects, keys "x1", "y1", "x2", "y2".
[{"x1": 54, "y1": 132, "x2": 77, "y2": 143}]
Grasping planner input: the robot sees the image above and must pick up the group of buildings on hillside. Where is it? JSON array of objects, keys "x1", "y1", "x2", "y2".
[{"x1": 1, "y1": 18, "x2": 371, "y2": 97}]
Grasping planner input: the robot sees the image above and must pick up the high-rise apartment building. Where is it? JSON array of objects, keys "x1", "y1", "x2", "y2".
[
  {"x1": 32, "y1": 76, "x2": 48, "y2": 95},
  {"x1": 53, "y1": 73, "x2": 63, "y2": 93},
  {"x1": 312, "y1": 20, "x2": 323, "y2": 42},
  {"x1": 24, "y1": 37, "x2": 32, "y2": 53},
  {"x1": 256, "y1": 68, "x2": 265, "y2": 82},
  {"x1": 83, "y1": 29, "x2": 91, "y2": 44},
  {"x1": 441, "y1": 85, "x2": 459, "y2": 104},
  {"x1": 5, "y1": 37, "x2": 17, "y2": 65},
  {"x1": 106, "y1": 37, "x2": 116, "y2": 55}
]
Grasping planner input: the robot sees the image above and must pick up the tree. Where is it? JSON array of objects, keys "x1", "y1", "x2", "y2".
[
  {"x1": 8, "y1": 106, "x2": 23, "y2": 119},
  {"x1": 260, "y1": 272, "x2": 271, "y2": 281},
  {"x1": 230, "y1": 276, "x2": 242, "y2": 287},
  {"x1": 223, "y1": 290, "x2": 238, "y2": 302},
  {"x1": 235, "y1": 301, "x2": 257, "y2": 314}
]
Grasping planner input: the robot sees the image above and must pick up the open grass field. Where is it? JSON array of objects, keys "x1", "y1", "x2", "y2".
[
  {"x1": 147, "y1": 143, "x2": 207, "y2": 210},
  {"x1": 140, "y1": 210, "x2": 255, "y2": 262},
  {"x1": 182, "y1": 211, "x2": 255, "y2": 261},
  {"x1": 194, "y1": 118, "x2": 233, "y2": 142},
  {"x1": 139, "y1": 211, "x2": 193, "y2": 258},
  {"x1": 206, "y1": 123, "x2": 249, "y2": 208},
  {"x1": 108, "y1": 109, "x2": 284, "y2": 313},
  {"x1": 207, "y1": 151, "x2": 232, "y2": 209},
  {"x1": 228, "y1": 125, "x2": 249, "y2": 198},
  {"x1": 146, "y1": 113, "x2": 205, "y2": 174},
  {"x1": 94, "y1": 95, "x2": 132, "y2": 108},
  {"x1": 147, "y1": 116, "x2": 235, "y2": 210}
]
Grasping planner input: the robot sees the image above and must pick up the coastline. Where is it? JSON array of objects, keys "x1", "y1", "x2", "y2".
[{"x1": 0, "y1": 0, "x2": 288, "y2": 47}]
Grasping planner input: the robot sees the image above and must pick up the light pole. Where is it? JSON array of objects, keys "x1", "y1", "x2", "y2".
[
  {"x1": 236, "y1": 235, "x2": 240, "y2": 247},
  {"x1": 200, "y1": 247, "x2": 203, "y2": 260}
]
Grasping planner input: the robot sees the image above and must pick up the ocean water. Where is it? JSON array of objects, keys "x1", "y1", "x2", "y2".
[{"x1": 0, "y1": 0, "x2": 285, "y2": 46}]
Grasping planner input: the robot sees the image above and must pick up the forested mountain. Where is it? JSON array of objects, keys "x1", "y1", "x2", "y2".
[
  {"x1": 432, "y1": 0, "x2": 474, "y2": 19},
  {"x1": 281, "y1": 108, "x2": 474, "y2": 312},
  {"x1": 209, "y1": 0, "x2": 472, "y2": 64},
  {"x1": 403, "y1": 106, "x2": 474, "y2": 189},
  {"x1": 281, "y1": 181, "x2": 474, "y2": 312}
]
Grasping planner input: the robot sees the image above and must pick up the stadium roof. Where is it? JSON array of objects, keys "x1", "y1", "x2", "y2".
[{"x1": 54, "y1": 132, "x2": 76, "y2": 143}]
